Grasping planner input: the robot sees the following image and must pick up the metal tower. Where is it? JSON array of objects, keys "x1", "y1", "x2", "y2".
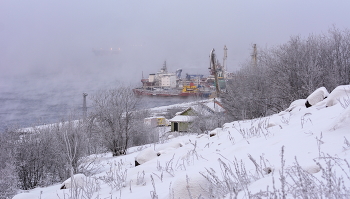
[
  {"x1": 83, "y1": 93, "x2": 88, "y2": 119},
  {"x1": 251, "y1": 44, "x2": 257, "y2": 67}
]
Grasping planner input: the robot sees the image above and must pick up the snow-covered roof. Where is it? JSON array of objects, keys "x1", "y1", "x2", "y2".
[
  {"x1": 169, "y1": 115, "x2": 196, "y2": 122},
  {"x1": 176, "y1": 99, "x2": 225, "y2": 116},
  {"x1": 144, "y1": 116, "x2": 165, "y2": 119},
  {"x1": 202, "y1": 99, "x2": 225, "y2": 113}
]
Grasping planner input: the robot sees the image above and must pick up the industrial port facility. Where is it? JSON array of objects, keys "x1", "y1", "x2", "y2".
[{"x1": 133, "y1": 46, "x2": 233, "y2": 98}]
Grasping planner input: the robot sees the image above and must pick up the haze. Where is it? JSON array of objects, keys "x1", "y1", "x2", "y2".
[{"x1": 0, "y1": 1, "x2": 349, "y2": 130}]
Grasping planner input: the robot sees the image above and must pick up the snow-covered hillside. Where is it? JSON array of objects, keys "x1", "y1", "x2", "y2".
[{"x1": 13, "y1": 86, "x2": 350, "y2": 199}]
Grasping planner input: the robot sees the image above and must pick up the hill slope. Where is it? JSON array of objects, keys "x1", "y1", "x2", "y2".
[{"x1": 13, "y1": 88, "x2": 350, "y2": 199}]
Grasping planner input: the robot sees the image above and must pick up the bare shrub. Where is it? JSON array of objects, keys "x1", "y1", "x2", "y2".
[{"x1": 99, "y1": 160, "x2": 127, "y2": 192}]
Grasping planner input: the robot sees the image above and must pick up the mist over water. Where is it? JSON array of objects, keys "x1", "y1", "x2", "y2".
[
  {"x1": 1, "y1": 1, "x2": 349, "y2": 132},
  {"x1": 0, "y1": 67, "x2": 195, "y2": 132}
]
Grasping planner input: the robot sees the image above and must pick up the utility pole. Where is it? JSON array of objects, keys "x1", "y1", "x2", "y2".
[
  {"x1": 83, "y1": 93, "x2": 88, "y2": 119},
  {"x1": 251, "y1": 44, "x2": 257, "y2": 67}
]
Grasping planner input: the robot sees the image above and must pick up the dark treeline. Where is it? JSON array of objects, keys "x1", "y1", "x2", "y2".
[{"x1": 222, "y1": 27, "x2": 350, "y2": 120}]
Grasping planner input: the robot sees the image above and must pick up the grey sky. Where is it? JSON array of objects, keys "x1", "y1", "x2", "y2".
[
  {"x1": 0, "y1": 1, "x2": 349, "y2": 130},
  {"x1": 1, "y1": 1, "x2": 349, "y2": 80}
]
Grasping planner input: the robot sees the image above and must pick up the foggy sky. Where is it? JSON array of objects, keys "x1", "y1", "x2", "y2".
[
  {"x1": 0, "y1": 1, "x2": 349, "y2": 129},
  {"x1": 1, "y1": 1, "x2": 349, "y2": 82}
]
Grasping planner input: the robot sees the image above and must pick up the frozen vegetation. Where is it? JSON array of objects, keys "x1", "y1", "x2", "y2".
[
  {"x1": 4, "y1": 29, "x2": 350, "y2": 199},
  {"x1": 9, "y1": 85, "x2": 350, "y2": 199}
]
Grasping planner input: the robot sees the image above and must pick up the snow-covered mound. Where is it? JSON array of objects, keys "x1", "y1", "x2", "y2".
[
  {"x1": 305, "y1": 86, "x2": 329, "y2": 108},
  {"x1": 284, "y1": 98, "x2": 306, "y2": 112},
  {"x1": 171, "y1": 171, "x2": 211, "y2": 199},
  {"x1": 11, "y1": 85, "x2": 350, "y2": 199},
  {"x1": 60, "y1": 174, "x2": 87, "y2": 189},
  {"x1": 325, "y1": 85, "x2": 350, "y2": 107},
  {"x1": 330, "y1": 104, "x2": 350, "y2": 130},
  {"x1": 12, "y1": 193, "x2": 38, "y2": 199},
  {"x1": 135, "y1": 140, "x2": 184, "y2": 165}
]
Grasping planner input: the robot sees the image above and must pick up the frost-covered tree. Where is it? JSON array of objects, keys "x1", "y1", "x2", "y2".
[
  {"x1": 0, "y1": 131, "x2": 18, "y2": 198},
  {"x1": 222, "y1": 63, "x2": 270, "y2": 120},
  {"x1": 189, "y1": 103, "x2": 227, "y2": 134},
  {"x1": 222, "y1": 27, "x2": 350, "y2": 119},
  {"x1": 53, "y1": 114, "x2": 89, "y2": 178},
  {"x1": 14, "y1": 130, "x2": 52, "y2": 189},
  {"x1": 11, "y1": 112, "x2": 91, "y2": 190},
  {"x1": 90, "y1": 86, "x2": 141, "y2": 156}
]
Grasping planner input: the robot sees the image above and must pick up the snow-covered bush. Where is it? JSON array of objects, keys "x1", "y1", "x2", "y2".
[
  {"x1": 99, "y1": 160, "x2": 127, "y2": 191},
  {"x1": 233, "y1": 118, "x2": 271, "y2": 139},
  {"x1": 0, "y1": 162, "x2": 18, "y2": 199},
  {"x1": 247, "y1": 148, "x2": 350, "y2": 198},
  {"x1": 14, "y1": 131, "x2": 54, "y2": 190},
  {"x1": 281, "y1": 156, "x2": 350, "y2": 198},
  {"x1": 58, "y1": 173, "x2": 101, "y2": 199},
  {"x1": 0, "y1": 132, "x2": 18, "y2": 199},
  {"x1": 200, "y1": 158, "x2": 256, "y2": 199}
]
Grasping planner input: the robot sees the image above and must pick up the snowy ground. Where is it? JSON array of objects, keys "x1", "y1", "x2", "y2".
[{"x1": 13, "y1": 90, "x2": 350, "y2": 199}]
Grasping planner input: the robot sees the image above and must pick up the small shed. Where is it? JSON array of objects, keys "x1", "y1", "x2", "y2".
[
  {"x1": 169, "y1": 115, "x2": 196, "y2": 132},
  {"x1": 168, "y1": 99, "x2": 226, "y2": 132}
]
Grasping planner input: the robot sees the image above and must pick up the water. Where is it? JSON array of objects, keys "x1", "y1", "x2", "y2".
[
  {"x1": 0, "y1": 85, "x2": 194, "y2": 132},
  {"x1": 0, "y1": 60, "x2": 202, "y2": 132}
]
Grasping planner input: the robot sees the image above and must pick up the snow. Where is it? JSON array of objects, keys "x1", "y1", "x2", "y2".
[
  {"x1": 325, "y1": 85, "x2": 350, "y2": 107},
  {"x1": 135, "y1": 140, "x2": 184, "y2": 165},
  {"x1": 306, "y1": 86, "x2": 329, "y2": 107},
  {"x1": 12, "y1": 86, "x2": 350, "y2": 199},
  {"x1": 202, "y1": 99, "x2": 225, "y2": 113},
  {"x1": 171, "y1": 170, "x2": 211, "y2": 199},
  {"x1": 284, "y1": 99, "x2": 306, "y2": 112},
  {"x1": 330, "y1": 104, "x2": 350, "y2": 130},
  {"x1": 12, "y1": 193, "x2": 38, "y2": 199},
  {"x1": 169, "y1": 115, "x2": 197, "y2": 122},
  {"x1": 60, "y1": 173, "x2": 87, "y2": 189}
]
